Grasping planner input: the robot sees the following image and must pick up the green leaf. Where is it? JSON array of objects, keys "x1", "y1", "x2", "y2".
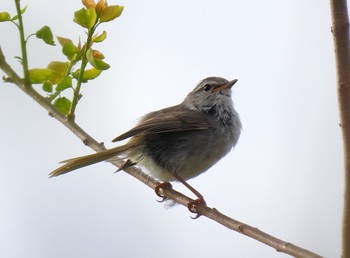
[
  {"x1": 82, "y1": 68, "x2": 102, "y2": 81},
  {"x1": 93, "y1": 59, "x2": 110, "y2": 70},
  {"x1": 47, "y1": 61, "x2": 68, "y2": 74},
  {"x1": 47, "y1": 61, "x2": 69, "y2": 84},
  {"x1": 82, "y1": 0, "x2": 96, "y2": 9},
  {"x1": 73, "y1": 8, "x2": 97, "y2": 29},
  {"x1": 0, "y1": 12, "x2": 11, "y2": 22},
  {"x1": 86, "y1": 49, "x2": 110, "y2": 70},
  {"x1": 57, "y1": 36, "x2": 73, "y2": 46},
  {"x1": 83, "y1": 68, "x2": 102, "y2": 81},
  {"x1": 93, "y1": 31, "x2": 107, "y2": 43},
  {"x1": 56, "y1": 76, "x2": 72, "y2": 91},
  {"x1": 29, "y1": 68, "x2": 54, "y2": 84},
  {"x1": 36, "y1": 26, "x2": 55, "y2": 46},
  {"x1": 42, "y1": 81, "x2": 53, "y2": 93},
  {"x1": 54, "y1": 97, "x2": 71, "y2": 115},
  {"x1": 11, "y1": 6, "x2": 27, "y2": 21},
  {"x1": 100, "y1": 5, "x2": 124, "y2": 23},
  {"x1": 21, "y1": 6, "x2": 27, "y2": 14},
  {"x1": 62, "y1": 41, "x2": 79, "y2": 60}
]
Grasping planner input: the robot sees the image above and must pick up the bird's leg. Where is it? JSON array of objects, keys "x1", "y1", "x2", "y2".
[
  {"x1": 171, "y1": 173, "x2": 206, "y2": 218},
  {"x1": 155, "y1": 182, "x2": 173, "y2": 202}
]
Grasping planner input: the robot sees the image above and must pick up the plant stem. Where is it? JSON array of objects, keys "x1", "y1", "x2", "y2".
[
  {"x1": 14, "y1": 0, "x2": 30, "y2": 87},
  {"x1": 68, "y1": 26, "x2": 96, "y2": 120},
  {"x1": 330, "y1": 1, "x2": 350, "y2": 257}
]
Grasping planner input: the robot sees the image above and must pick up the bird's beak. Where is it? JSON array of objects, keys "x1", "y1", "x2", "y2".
[{"x1": 213, "y1": 79, "x2": 238, "y2": 92}]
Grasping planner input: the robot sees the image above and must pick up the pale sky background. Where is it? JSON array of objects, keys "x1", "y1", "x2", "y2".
[{"x1": 0, "y1": 0, "x2": 344, "y2": 257}]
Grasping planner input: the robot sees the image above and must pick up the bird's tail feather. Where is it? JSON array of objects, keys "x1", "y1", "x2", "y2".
[{"x1": 49, "y1": 144, "x2": 132, "y2": 177}]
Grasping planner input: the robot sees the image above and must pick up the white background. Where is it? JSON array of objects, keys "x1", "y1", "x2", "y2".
[{"x1": 0, "y1": 0, "x2": 343, "y2": 257}]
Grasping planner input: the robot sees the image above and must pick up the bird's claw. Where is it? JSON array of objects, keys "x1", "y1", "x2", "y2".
[
  {"x1": 187, "y1": 198, "x2": 206, "y2": 219},
  {"x1": 155, "y1": 182, "x2": 206, "y2": 218},
  {"x1": 155, "y1": 182, "x2": 173, "y2": 202}
]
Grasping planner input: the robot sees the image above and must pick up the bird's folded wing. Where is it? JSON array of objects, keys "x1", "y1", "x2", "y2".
[{"x1": 112, "y1": 106, "x2": 209, "y2": 142}]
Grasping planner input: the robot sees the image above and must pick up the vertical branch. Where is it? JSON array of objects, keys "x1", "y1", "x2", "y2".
[
  {"x1": 14, "y1": 0, "x2": 30, "y2": 87},
  {"x1": 330, "y1": 0, "x2": 350, "y2": 257},
  {"x1": 68, "y1": 27, "x2": 95, "y2": 121}
]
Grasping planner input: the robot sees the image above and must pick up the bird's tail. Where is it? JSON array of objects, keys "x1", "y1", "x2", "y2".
[{"x1": 49, "y1": 144, "x2": 133, "y2": 177}]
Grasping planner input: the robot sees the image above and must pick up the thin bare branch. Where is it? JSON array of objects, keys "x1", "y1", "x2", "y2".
[{"x1": 330, "y1": 1, "x2": 350, "y2": 257}]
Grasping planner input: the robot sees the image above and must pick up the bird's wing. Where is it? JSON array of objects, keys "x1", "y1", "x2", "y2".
[{"x1": 112, "y1": 105, "x2": 209, "y2": 142}]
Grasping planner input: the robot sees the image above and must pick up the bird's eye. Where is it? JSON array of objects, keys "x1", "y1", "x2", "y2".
[{"x1": 203, "y1": 84, "x2": 212, "y2": 92}]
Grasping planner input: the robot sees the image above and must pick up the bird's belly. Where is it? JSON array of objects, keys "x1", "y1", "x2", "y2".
[{"x1": 135, "y1": 128, "x2": 238, "y2": 182}]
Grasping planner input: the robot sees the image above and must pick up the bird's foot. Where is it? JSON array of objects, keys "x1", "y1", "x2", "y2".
[
  {"x1": 187, "y1": 198, "x2": 207, "y2": 219},
  {"x1": 155, "y1": 182, "x2": 173, "y2": 202}
]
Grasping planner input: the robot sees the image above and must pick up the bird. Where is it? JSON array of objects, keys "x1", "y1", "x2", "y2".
[{"x1": 50, "y1": 76, "x2": 241, "y2": 206}]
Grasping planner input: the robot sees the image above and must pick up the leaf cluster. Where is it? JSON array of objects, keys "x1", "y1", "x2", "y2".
[{"x1": 0, "y1": 0, "x2": 123, "y2": 116}]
